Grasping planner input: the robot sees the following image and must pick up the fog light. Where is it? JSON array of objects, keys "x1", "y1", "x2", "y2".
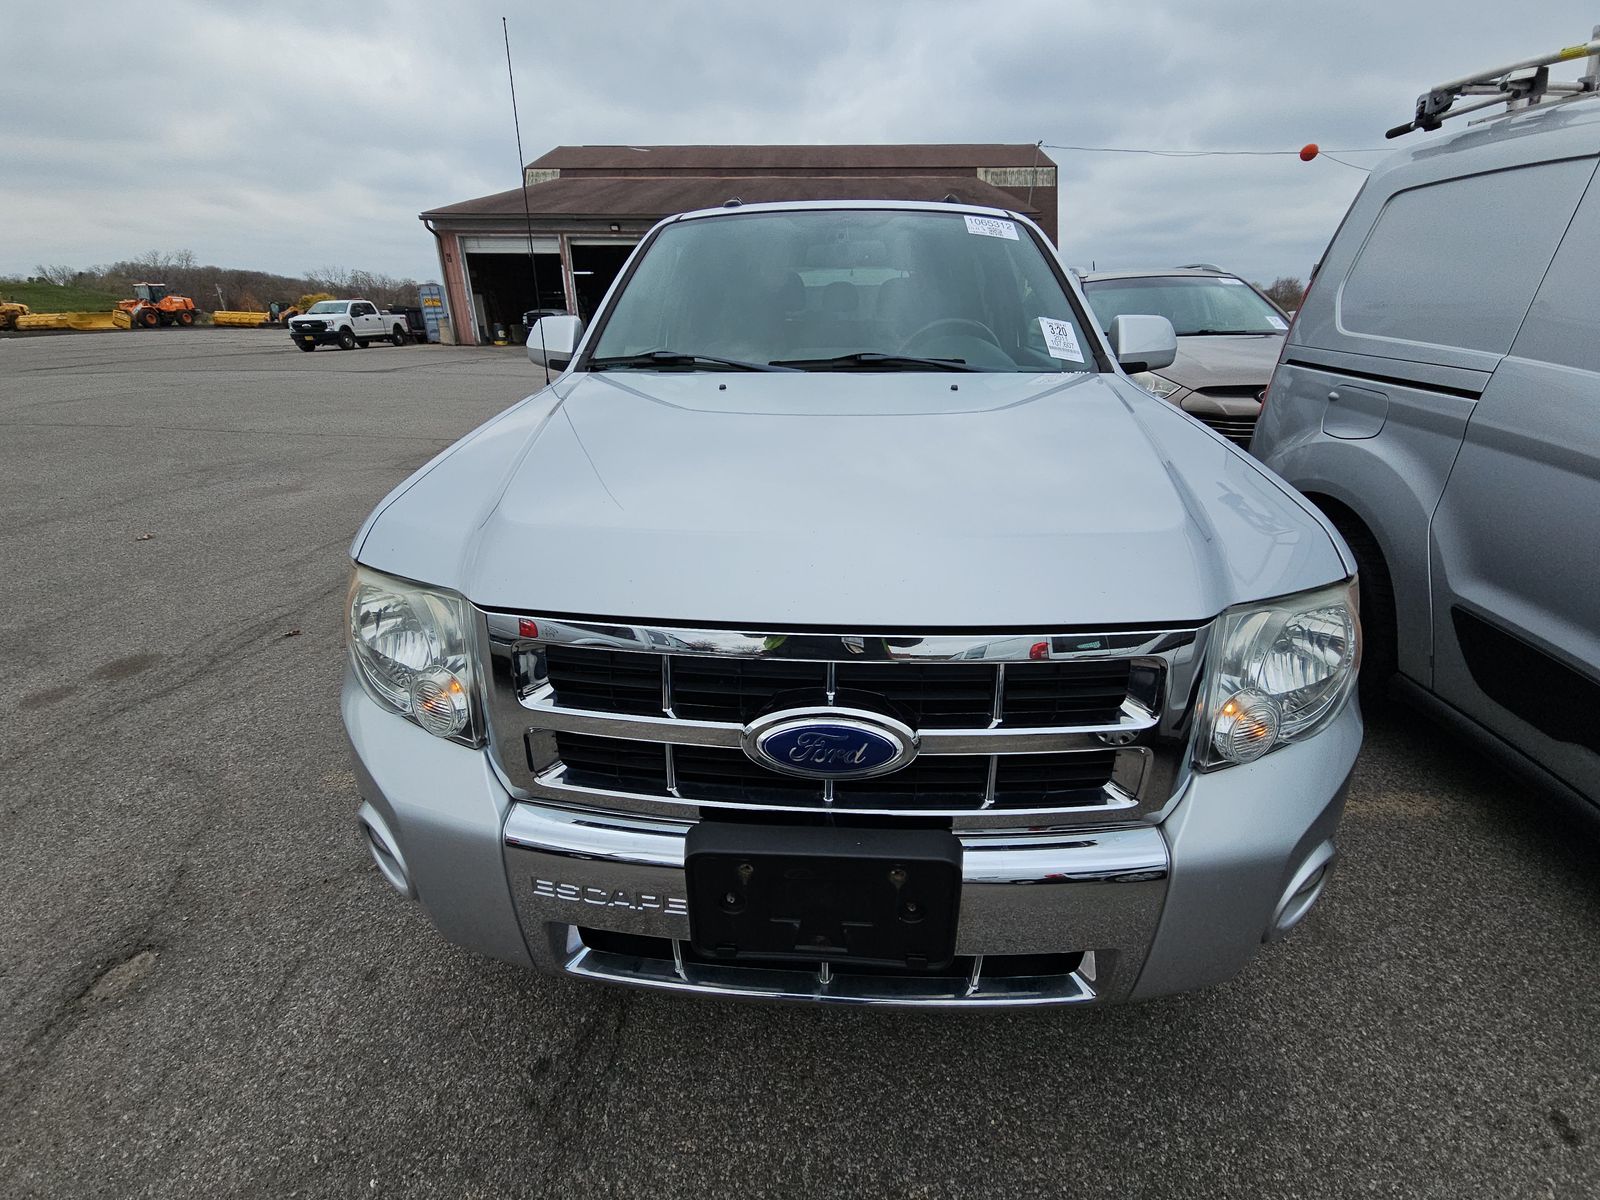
[
  {"x1": 1211, "y1": 689, "x2": 1281, "y2": 763},
  {"x1": 410, "y1": 669, "x2": 470, "y2": 738}
]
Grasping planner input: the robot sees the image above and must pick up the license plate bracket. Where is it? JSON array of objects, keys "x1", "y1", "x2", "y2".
[{"x1": 685, "y1": 823, "x2": 961, "y2": 969}]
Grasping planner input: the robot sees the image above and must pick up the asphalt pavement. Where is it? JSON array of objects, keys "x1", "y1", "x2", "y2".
[{"x1": 1, "y1": 328, "x2": 1597, "y2": 1199}]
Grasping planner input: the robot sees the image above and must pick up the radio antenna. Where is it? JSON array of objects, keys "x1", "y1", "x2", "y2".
[{"x1": 502, "y1": 16, "x2": 550, "y2": 383}]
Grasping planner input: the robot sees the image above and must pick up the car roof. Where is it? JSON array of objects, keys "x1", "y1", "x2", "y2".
[
  {"x1": 1077, "y1": 267, "x2": 1238, "y2": 282},
  {"x1": 670, "y1": 197, "x2": 1030, "y2": 224},
  {"x1": 1370, "y1": 91, "x2": 1600, "y2": 181}
]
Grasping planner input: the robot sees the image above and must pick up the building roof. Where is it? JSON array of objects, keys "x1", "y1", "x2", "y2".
[
  {"x1": 526, "y1": 144, "x2": 1050, "y2": 173},
  {"x1": 421, "y1": 174, "x2": 1040, "y2": 221}
]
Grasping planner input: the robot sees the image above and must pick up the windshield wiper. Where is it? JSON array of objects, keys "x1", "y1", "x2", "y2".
[
  {"x1": 588, "y1": 349, "x2": 794, "y2": 372},
  {"x1": 768, "y1": 352, "x2": 982, "y2": 372},
  {"x1": 1179, "y1": 329, "x2": 1274, "y2": 337}
]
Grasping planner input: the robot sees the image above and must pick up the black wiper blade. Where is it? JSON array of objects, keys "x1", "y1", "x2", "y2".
[
  {"x1": 588, "y1": 349, "x2": 794, "y2": 372},
  {"x1": 769, "y1": 352, "x2": 981, "y2": 372},
  {"x1": 1179, "y1": 329, "x2": 1271, "y2": 337}
]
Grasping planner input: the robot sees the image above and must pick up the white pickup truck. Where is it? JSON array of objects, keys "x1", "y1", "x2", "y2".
[{"x1": 288, "y1": 299, "x2": 409, "y2": 351}]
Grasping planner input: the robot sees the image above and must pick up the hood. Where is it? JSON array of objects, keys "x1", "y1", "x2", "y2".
[
  {"x1": 1160, "y1": 334, "x2": 1284, "y2": 391},
  {"x1": 356, "y1": 371, "x2": 1348, "y2": 628}
]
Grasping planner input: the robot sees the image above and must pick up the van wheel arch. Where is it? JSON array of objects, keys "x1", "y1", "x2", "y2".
[{"x1": 1304, "y1": 493, "x2": 1397, "y2": 707}]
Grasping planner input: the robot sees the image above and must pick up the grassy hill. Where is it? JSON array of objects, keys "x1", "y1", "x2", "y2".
[{"x1": 0, "y1": 280, "x2": 127, "y2": 311}]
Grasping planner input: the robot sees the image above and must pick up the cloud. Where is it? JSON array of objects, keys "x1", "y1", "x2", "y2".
[{"x1": 3, "y1": 0, "x2": 1596, "y2": 284}]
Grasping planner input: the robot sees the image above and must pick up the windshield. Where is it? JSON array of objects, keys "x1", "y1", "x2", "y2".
[
  {"x1": 1082, "y1": 276, "x2": 1288, "y2": 336},
  {"x1": 586, "y1": 209, "x2": 1099, "y2": 372},
  {"x1": 307, "y1": 301, "x2": 348, "y2": 314}
]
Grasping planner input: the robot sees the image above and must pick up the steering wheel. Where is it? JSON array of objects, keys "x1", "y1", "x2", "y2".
[{"x1": 900, "y1": 317, "x2": 1003, "y2": 354}]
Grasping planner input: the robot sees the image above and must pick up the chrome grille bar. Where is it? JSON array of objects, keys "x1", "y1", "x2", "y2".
[{"x1": 517, "y1": 698, "x2": 1157, "y2": 754}]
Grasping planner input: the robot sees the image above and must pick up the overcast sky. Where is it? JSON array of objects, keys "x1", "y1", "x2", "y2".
[{"x1": 4, "y1": 2, "x2": 1598, "y2": 286}]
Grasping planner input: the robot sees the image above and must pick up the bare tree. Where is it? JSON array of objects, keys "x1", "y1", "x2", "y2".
[
  {"x1": 1260, "y1": 276, "x2": 1306, "y2": 312},
  {"x1": 32, "y1": 264, "x2": 76, "y2": 286}
]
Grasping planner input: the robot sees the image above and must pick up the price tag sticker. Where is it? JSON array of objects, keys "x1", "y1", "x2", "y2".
[
  {"x1": 964, "y1": 214, "x2": 1019, "y2": 240},
  {"x1": 1265, "y1": 313, "x2": 1289, "y2": 330},
  {"x1": 1038, "y1": 317, "x2": 1085, "y2": 362}
]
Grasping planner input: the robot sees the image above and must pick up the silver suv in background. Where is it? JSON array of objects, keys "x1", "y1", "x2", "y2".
[
  {"x1": 1252, "y1": 47, "x2": 1600, "y2": 816},
  {"x1": 1080, "y1": 268, "x2": 1289, "y2": 447}
]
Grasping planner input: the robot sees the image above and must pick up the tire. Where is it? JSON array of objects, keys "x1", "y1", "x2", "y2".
[
  {"x1": 296, "y1": 340, "x2": 316, "y2": 352},
  {"x1": 138, "y1": 307, "x2": 160, "y2": 328},
  {"x1": 1329, "y1": 513, "x2": 1397, "y2": 708},
  {"x1": 176, "y1": 310, "x2": 195, "y2": 327},
  {"x1": 337, "y1": 327, "x2": 357, "y2": 351},
  {"x1": 357, "y1": 338, "x2": 370, "y2": 348},
  {"x1": 390, "y1": 325, "x2": 406, "y2": 347}
]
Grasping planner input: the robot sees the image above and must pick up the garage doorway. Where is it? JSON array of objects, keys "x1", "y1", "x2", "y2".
[
  {"x1": 461, "y1": 236, "x2": 565, "y2": 344},
  {"x1": 570, "y1": 241, "x2": 636, "y2": 321}
]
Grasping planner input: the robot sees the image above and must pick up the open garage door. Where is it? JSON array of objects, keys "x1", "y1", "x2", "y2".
[
  {"x1": 570, "y1": 240, "x2": 637, "y2": 322},
  {"x1": 461, "y1": 236, "x2": 565, "y2": 344}
]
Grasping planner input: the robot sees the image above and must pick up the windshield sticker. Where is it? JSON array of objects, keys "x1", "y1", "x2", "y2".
[
  {"x1": 1038, "y1": 317, "x2": 1085, "y2": 362},
  {"x1": 964, "y1": 215, "x2": 1019, "y2": 240},
  {"x1": 1217, "y1": 277, "x2": 1246, "y2": 285},
  {"x1": 1265, "y1": 313, "x2": 1289, "y2": 330}
]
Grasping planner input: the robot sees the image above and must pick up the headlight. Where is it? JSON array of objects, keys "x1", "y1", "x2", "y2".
[
  {"x1": 1196, "y1": 579, "x2": 1360, "y2": 769},
  {"x1": 347, "y1": 565, "x2": 481, "y2": 744},
  {"x1": 1129, "y1": 371, "x2": 1182, "y2": 398}
]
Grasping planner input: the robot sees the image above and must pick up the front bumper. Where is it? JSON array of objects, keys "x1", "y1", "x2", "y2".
[
  {"x1": 344, "y1": 674, "x2": 1360, "y2": 1006},
  {"x1": 290, "y1": 327, "x2": 344, "y2": 345}
]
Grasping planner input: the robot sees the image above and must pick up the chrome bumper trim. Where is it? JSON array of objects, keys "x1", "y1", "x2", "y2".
[
  {"x1": 563, "y1": 945, "x2": 1099, "y2": 1007},
  {"x1": 503, "y1": 802, "x2": 1170, "y2": 1002}
]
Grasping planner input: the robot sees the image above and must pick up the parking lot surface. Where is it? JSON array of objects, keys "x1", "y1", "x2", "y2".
[{"x1": 2, "y1": 330, "x2": 1597, "y2": 1199}]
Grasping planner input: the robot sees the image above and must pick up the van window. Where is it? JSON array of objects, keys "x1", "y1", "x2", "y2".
[
  {"x1": 1510, "y1": 179, "x2": 1600, "y2": 374},
  {"x1": 1338, "y1": 158, "x2": 1595, "y2": 354}
]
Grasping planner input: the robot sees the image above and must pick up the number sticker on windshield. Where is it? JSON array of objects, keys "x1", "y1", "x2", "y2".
[
  {"x1": 1038, "y1": 317, "x2": 1085, "y2": 362},
  {"x1": 1218, "y1": 277, "x2": 1246, "y2": 285},
  {"x1": 964, "y1": 215, "x2": 1019, "y2": 240},
  {"x1": 1265, "y1": 313, "x2": 1289, "y2": 330}
]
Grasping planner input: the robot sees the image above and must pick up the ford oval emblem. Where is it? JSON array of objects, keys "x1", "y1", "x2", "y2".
[{"x1": 742, "y1": 708, "x2": 918, "y2": 780}]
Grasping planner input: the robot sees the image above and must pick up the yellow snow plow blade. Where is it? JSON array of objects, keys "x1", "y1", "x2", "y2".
[
  {"x1": 16, "y1": 311, "x2": 121, "y2": 331},
  {"x1": 112, "y1": 308, "x2": 132, "y2": 329},
  {"x1": 212, "y1": 311, "x2": 270, "y2": 327},
  {"x1": 0, "y1": 301, "x2": 30, "y2": 330}
]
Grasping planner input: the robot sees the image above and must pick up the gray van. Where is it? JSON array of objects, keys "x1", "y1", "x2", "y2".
[{"x1": 1252, "y1": 57, "x2": 1600, "y2": 816}]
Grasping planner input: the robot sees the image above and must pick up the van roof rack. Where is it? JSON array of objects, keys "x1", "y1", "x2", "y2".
[{"x1": 1387, "y1": 27, "x2": 1600, "y2": 139}]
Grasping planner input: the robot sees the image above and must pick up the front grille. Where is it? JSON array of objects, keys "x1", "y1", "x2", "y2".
[
  {"x1": 544, "y1": 647, "x2": 662, "y2": 715},
  {"x1": 295, "y1": 319, "x2": 327, "y2": 333},
  {"x1": 489, "y1": 616, "x2": 1202, "y2": 824},
  {"x1": 555, "y1": 733, "x2": 1116, "y2": 810},
  {"x1": 546, "y1": 652, "x2": 1131, "y2": 728},
  {"x1": 1195, "y1": 413, "x2": 1257, "y2": 447}
]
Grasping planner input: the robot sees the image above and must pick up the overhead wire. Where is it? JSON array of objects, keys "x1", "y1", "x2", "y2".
[{"x1": 1040, "y1": 142, "x2": 1389, "y2": 157}]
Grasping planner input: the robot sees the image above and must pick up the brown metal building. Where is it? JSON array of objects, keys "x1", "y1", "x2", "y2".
[{"x1": 419, "y1": 144, "x2": 1059, "y2": 346}]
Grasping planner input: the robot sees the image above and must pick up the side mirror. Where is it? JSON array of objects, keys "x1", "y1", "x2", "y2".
[
  {"x1": 1108, "y1": 314, "x2": 1177, "y2": 373},
  {"x1": 526, "y1": 314, "x2": 584, "y2": 367}
]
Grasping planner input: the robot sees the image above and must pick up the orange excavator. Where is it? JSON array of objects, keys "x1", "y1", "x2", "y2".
[{"x1": 117, "y1": 282, "x2": 200, "y2": 328}]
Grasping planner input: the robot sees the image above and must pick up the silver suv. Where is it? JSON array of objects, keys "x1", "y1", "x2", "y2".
[
  {"x1": 1253, "y1": 61, "x2": 1600, "y2": 815},
  {"x1": 344, "y1": 200, "x2": 1363, "y2": 1006},
  {"x1": 1080, "y1": 267, "x2": 1290, "y2": 448}
]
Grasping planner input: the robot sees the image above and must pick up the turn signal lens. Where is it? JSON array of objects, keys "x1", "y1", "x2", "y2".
[
  {"x1": 410, "y1": 669, "x2": 471, "y2": 738},
  {"x1": 1211, "y1": 690, "x2": 1281, "y2": 763}
]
